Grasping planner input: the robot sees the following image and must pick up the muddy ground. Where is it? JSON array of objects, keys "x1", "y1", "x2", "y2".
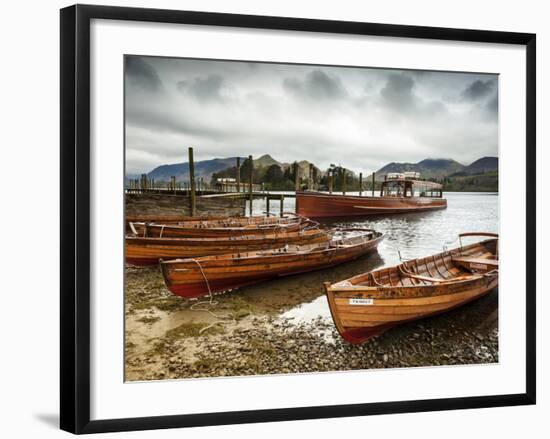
[{"x1": 124, "y1": 256, "x2": 498, "y2": 381}]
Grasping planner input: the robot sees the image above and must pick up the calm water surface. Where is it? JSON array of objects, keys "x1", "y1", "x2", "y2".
[{"x1": 247, "y1": 192, "x2": 498, "y2": 323}]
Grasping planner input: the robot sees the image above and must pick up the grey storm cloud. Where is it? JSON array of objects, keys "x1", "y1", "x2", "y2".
[
  {"x1": 380, "y1": 73, "x2": 415, "y2": 110},
  {"x1": 124, "y1": 56, "x2": 498, "y2": 175},
  {"x1": 177, "y1": 74, "x2": 225, "y2": 102},
  {"x1": 487, "y1": 94, "x2": 498, "y2": 113},
  {"x1": 283, "y1": 69, "x2": 348, "y2": 100},
  {"x1": 125, "y1": 57, "x2": 162, "y2": 92},
  {"x1": 462, "y1": 79, "x2": 495, "y2": 100}
]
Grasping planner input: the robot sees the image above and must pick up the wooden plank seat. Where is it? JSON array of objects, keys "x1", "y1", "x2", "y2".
[
  {"x1": 452, "y1": 256, "x2": 499, "y2": 267},
  {"x1": 398, "y1": 265, "x2": 446, "y2": 283}
]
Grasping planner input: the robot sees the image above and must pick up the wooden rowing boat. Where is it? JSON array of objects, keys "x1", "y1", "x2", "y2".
[
  {"x1": 125, "y1": 214, "x2": 303, "y2": 234},
  {"x1": 325, "y1": 232, "x2": 498, "y2": 344},
  {"x1": 126, "y1": 214, "x2": 231, "y2": 223},
  {"x1": 126, "y1": 229, "x2": 330, "y2": 266},
  {"x1": 127, "y1": 218, "x2": 311, "y2": 238},
  {"x1": 160, "y1": 229, "x2": 384, "y2": 298},
  {"x1": 126, "y1": 213, "x2": 300, "y2": 226}
]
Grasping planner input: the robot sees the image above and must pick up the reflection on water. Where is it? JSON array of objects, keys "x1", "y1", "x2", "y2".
[{"x1": 246, "y1": 192, "x2": 499, "y2": 323}]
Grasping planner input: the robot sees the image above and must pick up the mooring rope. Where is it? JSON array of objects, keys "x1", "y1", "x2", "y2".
[
  {"x1": 442, "y1": 236, "x2": 460, "y2": 252},
  {"x1": 187, "y1": 258, "x2": 236, "y2": 334}
]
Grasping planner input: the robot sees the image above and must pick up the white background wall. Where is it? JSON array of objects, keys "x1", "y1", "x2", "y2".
[{"x1": 0, "y1": 0, "x2": 546, "y2": 437}]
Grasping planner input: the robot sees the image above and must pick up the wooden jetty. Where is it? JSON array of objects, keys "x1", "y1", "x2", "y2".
[{"x1": 126, "y1": 149, "x2": 295, "y2": 218}]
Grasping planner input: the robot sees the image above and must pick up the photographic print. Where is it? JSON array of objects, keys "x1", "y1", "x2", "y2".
[{"x1": 124, "y1": 55, "x2": 499, "y2": 382}]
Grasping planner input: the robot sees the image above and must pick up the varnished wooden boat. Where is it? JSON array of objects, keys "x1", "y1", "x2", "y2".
[
  {"x1": 126, "y1": 214, "x2": 231, "y2": 224},
  {"x1": 296, "y1": 175, "x2": 446, "y2": 218},
  {"x1": 325, "y1": 233, "x2": 498, "y2": 344},
  {"x1": 126, "y1": 213, "x2": 300, "y2": 226},
  {"x1": 160, "y1": 229, "x2": 384, "y2": 298},
  {"x1": 125, "y1": 214, "x2": 303, "y2": 234},
  {"x1": 126, "y1": 229, "x2": 330, "y2": 266},
  {"x1": 127, "y1": 218, "x2": 311, "y2": 238}
]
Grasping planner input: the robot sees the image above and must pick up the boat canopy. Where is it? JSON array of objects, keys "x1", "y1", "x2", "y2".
[{"x1": 380, "y1": 178, "x2": 443, "y2": 198}]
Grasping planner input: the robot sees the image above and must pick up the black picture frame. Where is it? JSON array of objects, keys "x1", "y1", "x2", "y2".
[{"x1": 60, "y1": 4, "x2": 536, "y2": 434}]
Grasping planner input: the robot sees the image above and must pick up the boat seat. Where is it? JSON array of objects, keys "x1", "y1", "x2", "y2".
[
  {"x1": 452, "y1": 256, "x2": 499, "y2": 267},
  {"x1": 401, "y1": 272, "x2": 447, "y2": 283},
  {"x1": 399, "y1": 265, "x2": 446, "y2": 283}
]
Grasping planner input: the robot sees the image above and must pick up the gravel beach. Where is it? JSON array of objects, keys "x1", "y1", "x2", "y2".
[{"x1": 125, "y1": 261, "x2": 498, "y2": 381}]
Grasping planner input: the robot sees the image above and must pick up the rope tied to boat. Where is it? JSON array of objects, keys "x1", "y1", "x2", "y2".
[
  {"x1": 397, "y1": 249, "x2": 415, "y2": 262},
  {"x1": 442, "y1": 236, "x2": 460, "y2": 253},
  {"x1": 187, "y1": 258, "x2": 236, "y2": 334}
]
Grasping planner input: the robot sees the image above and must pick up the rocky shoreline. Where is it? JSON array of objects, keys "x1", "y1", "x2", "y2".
[{"x1": 125, "y1": 265, "x2": 498, "y2": 381}]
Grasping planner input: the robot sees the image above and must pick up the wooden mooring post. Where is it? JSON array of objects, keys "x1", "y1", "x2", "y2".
[
  {"x1": 188, "y1": 147, "x2": 196, "y2": 216},
  {"x1": 171, "y1": 176, "x2": 176, "y2": 194},
  {"x1": 294, "y1": 162, "x2": 300, "y2": 192},
  {"x1": 236, "y1": 157, "x2": 241, "y2": 193},
  {"x1": 372, "y1": 172, "x2": 375, "y2": 197},
  {"x1": 328, "y1": 169, "x2": 333, "y2": 194},
  {"x1": 248, "y1": 155, "x2": 253, "y2": 216},
  {"x1": 342, "y1": 169, "x2": 347, "y2": 195},
  {"x1": 266, "y1": 196, "x2": 270, "y2": 216},
  {"x1": 279, "y1": 194, "x2": 285, "y2": 217},
  {"x1": 359, "y1": 172, "x2": 363, "y2": 196},
  {"x1": 309, "y1": 163, "x2": 314, "y2": 190}
]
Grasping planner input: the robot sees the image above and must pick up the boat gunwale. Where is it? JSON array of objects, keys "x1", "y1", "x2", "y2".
[
  {"x1": 327, "y1": 237, "x2": 498, "y2": 292},
  {"x1": 125, "y1": 228, "x2": 329, "y2": 244},
  {"x1": 160, "y1": 231, "x2": 385, "y2": 266},
  {"x1": 296, "y1": 190, "x2": 447, "y2": 201}
]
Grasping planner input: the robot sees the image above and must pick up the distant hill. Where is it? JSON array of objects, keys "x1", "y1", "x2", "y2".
[
  {"x1": 254, "y1": 154, "x2": 286, "y2": 168},
  {"x1": 147, "y1": 157, "x2": 244, "y2": 182},
  {"x1": 443, "y1": 171, "x2": 498, "y2": 192},
  {"x1": 376, "y1": 158, "x2": 465, "y2": 180},
  {"x1": 456, "y1": 156, "x2": 498, "y2": 175}
]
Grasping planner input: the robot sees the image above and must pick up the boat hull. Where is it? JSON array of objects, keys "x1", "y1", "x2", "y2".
[
  {"x1": 327, "y1": 275, "x2": 497, "y2": 344},
  {"x1": 125, "y1": 214, "x2": 302, "y2": 234},
  {"x1": 126, "y1": 230, "x2": 329, "y2": 265},
  {"x1": 296, "y1": 191, "x2": 447, "y2": 218},
  {"x1": 325, "y1": 237, "x2": 498, "y2": 343},
  {"x1": 129, "y1": 220, "x2": 305, "y2": 238},
  {"x1": 161, "y1": 233, "x2": 384, "y2": 298}
]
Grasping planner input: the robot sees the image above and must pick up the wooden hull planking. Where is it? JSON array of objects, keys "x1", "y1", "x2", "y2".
[
  {"x1": 126, "y1": 214, "x2": 300, "y2": 227},
  {"x1": 128, "y1": 219, "x2": 306, "y2": 238},
  {"x1": 161, "y1": 232, "x2": 384, "y2": 298},
  {"x1": 325, "y1": 236, "x2": 498, "y2": 343},
  {"x1": 126, "y1": 229, "x2": 330, "y2": 265},
  {"x1": 296, "y1": 191, "x2": 447, "y2": 218}
]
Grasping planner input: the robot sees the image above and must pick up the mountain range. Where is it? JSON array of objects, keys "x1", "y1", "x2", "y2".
[
  {"x1": 146, "y1": 157, "x2": 244, "y2": 182},
  {"x1": 375, "y1": 157, "x2": 498, "y2": 181},
  {"x1": 130, "y1": 155, "x2": 497, "y2": 183}
]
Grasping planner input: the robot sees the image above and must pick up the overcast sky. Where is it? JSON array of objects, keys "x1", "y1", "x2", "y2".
[{"x1": 125, "y1": 55, "x2": 498, "y2": 175}]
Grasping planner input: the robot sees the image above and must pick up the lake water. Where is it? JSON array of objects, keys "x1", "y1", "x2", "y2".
[{"x1": 246, "y1": 192, "x2": 499, "y2": 323}]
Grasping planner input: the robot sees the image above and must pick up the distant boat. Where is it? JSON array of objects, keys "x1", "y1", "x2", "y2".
[
  {"x1": 160, "y1": 229, "x2": 384, "y2": 298},
  {"x1": 296, "y1": 173, "x2": 447, "y2": 218},
  {"x1": 125, "y1": 228, "x2": 330, "y2": 266},
  {"x1": 325, "y1": 233, "x2": 498, "y2": 344}
]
